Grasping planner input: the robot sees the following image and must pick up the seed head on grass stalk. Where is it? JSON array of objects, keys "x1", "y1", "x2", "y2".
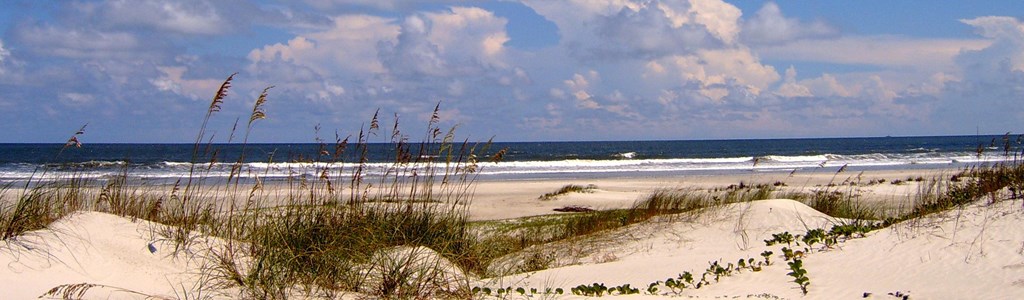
[
  {"x1": 230, "y1": 85, "x2": 274, "y2": 185},
  {"x1": 190, "y1": 72, "x2": 237, "y2": 172},
  {"x1": 249, "y1": 86, "x2": 273, "y2": 127},
  {"x1": 57, "y1": 123, "x2": 87, "y2": 158},
  {"x1": 370, "y1": 109, "x2": 381, "y2": 135}
]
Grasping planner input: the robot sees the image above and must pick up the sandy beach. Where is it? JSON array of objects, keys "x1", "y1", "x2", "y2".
[
  {"x1": 5, "y1": 0, "x2": 1024, "y2": 298},
  {"x1": 4, "y1": 166, "x2": 1021, "y2": 299},
  {"x1": 467, "y1": 168, "x2": 951, "y2": 221}
]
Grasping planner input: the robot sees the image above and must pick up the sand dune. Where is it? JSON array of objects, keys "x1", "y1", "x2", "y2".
[
  {"x1": 1, "y1": 212, "x2": 228, "y2": 299},
  {"x1": 477, "y1": 198, "x2": 1024, "y2": 299},
  {"x1": 3, "y1": 171, "x2": 1023, "y2": 299}
]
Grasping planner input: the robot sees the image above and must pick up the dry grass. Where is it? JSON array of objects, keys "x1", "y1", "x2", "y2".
[
  {"x1": 0, "y1": 76, "x2": 504, "y2": 299},
  {"x1": 7, "y1": 76, "x2": 1024, "y2": 298},
  {"x1": 538, "y1": 184, "x2": 597, "y2": 200}
]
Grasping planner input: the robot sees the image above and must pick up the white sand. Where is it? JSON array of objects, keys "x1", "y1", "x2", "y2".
[
  {"x1": 0, "y1": 212, "x2": 231, "y2": 299},
  {"x1": 5, "y1": 168, "x2": 1023, "y2": 299},
  {"x1": 477, "y1": 199, "x2": 1024, "y2": 299}
]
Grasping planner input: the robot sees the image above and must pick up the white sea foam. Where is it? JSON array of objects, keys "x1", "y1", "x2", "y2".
[
  {"x1": 0, "y1": 151, "x2": 1017, "y2": 183},
  {"x1": 614, "y1": 152, "x2": 637, "y2": 159}
]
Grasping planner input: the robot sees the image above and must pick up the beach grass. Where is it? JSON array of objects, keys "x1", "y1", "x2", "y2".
[
  {"x1": 5, "y1": 76, "x2": 1024, "y2": 298},
  {"x1": 538, "y1": 184, "x2": 597, "y2": 200}
]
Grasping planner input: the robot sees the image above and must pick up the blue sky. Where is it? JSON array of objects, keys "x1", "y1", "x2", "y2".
[{"x1": 1, "y1": 0, "x2": 1023, "y2": 143}]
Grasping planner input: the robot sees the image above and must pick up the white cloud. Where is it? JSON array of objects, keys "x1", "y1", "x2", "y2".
[
  {"x1": 0, "y1": 40, "x2": 8, "y2": 62},
  {"x1": 81, "y1": 0, "x2": 230, "y2": 35},
  {"x1": 564, "y1": 71, "x2": 600, "y2": 109},
  {"x1": 151, "y1": 66, "x2": 225, "y2": 101},
  {"x1": 740, "y1": 2, "x2": 837, "y2": 45},
  {"x1": 801, "y1": 73, "x2": 853, "y2": 98},
  {"x1": 59, "y1": 92, "x2": 96, "y2": 106},
  {"x1": 957, "y1": 16, "x2": 1024, "y2": 79},
  {"x1": 646, "y1": 48, "x2": 779, "y2": 101},
  {"x1": 11, "y1": 1, "x2": 1024, "y2": 142},
  {"x1": 685, "y1": 0, "x2": 742, "y2": 44},
  {"x1": 13, "y1": 25, "x2": 156, "y2": 60},
  {"x1": 523, "y1": 0, "x2": 740, "y2": 60},
  {"x1": 0, "y1": 39, "x2": 9, "y2": 74},
  {"x1": 379, "y1": 7, "x2": 510, "y2": 76},
  {"x1": 962, "y1": 16, "x2": 1024, "y2": 46},
  {"x1": 775, "y1": 66, "x2": 812, "y2": 97},
  {"x1": 697, "y1": 48, "x2": 779, "y2": 90},
  {"x1": 249, "y1": 15, "x2": 400, "y2": 75},
  {"x1": 305, "y1": 0, "x2": 401, "y2": 10},
  {"x1": 302, "y1": 0, "x2": 466, "y2": 11},
  {"x1": 757, "y1": 36, "x2": 990, "y2": 70}
]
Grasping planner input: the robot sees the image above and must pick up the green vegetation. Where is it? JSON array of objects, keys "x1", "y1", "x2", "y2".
[
  {"x1": 786, "y1": 258, "x2": 810, "y2": 295},
  {"x1": 539, "y1": 184, "x2": 597, "y2": 200},
  {"x1": 6, "y1": 75, "x2": 1024, "y2": 298},
  {"x1": 1, "y1": 75, "x2": 505, "y2": 299}
]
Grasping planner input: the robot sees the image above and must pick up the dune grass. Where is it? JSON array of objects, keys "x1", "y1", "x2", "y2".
[
  {"x1": 0, "y1": 174, "x2": 88, "y2": 240},
  {"x1": 538, "y1": 184, "x2": 597, "y2": 200},
  {"x1": 0, "y1": 76, "x2": 503, "y2": 299},
  {"x1": 5, "y1": 75, "x2": 1024, "y2": 298}
]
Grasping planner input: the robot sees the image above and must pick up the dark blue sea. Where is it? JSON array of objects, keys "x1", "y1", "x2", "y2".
[{"x1": 0, "y1": 135, "x2": 1019, "y2": 184}]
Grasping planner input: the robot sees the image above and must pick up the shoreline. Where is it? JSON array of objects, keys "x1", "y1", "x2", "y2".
[
  {"x1": 1, "y1": 167, "x2": 962, "y2": 222},
  {"x1": 466, "y1": 167, "x2": 959, "y2": 220},
  {"x1": 3, "y1": 164, "x2": 1023, "y2": 299}
]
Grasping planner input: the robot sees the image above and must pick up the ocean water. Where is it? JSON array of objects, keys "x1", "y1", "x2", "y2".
[{"x1": 0, "y1": 135, "x2": 1019, "y2": 184}]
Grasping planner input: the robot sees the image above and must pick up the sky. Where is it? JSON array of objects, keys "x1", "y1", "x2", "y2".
[{"x1": 1, "y1": 0, "x2": 1023, "y2": 143}]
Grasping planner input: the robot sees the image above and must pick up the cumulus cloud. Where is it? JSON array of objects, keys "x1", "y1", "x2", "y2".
[
  {"x1": 592, "y1": 3, "x2": 723, "y2": 59},
  {"x1": 152, "y1": 66, "x2": 226, "y2": 101},
  {"x1": 7, "y1": 0, "x2": 1024, "y2": 142},
  {"x1": 645, "y1": 48, "x2": 779, "y2": 102},
  {"x1": 250, "y1": 15, "x2": 399, "y2": 75},
  {"x1": 73, "y1": 0, "x2": 230, "y2": 35},
  {"x1": 957, "y1": 16, "x2": 1024, "y2": 80},
  {"x1": 927, "y1": 16, "x2": 1024, "y2": 131},
  {"x1": 562, "y1": 71, "x2": 600, "y2": 109},
  {"x1": 247, "y1": 7, "x2": 512, "y2": 91},
  {"x1": 379, "y1": 7, "x2": 510, "y2": 76},
  {"x1": 549, "y1": 70, "x2": 643, "y2": 120},
  {"x1": 523, "y1": 0, "x2": 740, "y2": 60},
  {"x1": 740, "y1": 2, "x2": 838, "y2": 45},
  {"x1": 775, "y1": 66, "x2": 812, "y2": 97}
]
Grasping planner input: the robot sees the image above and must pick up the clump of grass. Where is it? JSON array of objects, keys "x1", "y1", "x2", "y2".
[
  {"x1": 544, "y1": 184, "x2": 780, "y2": 243},
  {"x1": 477, "y1": 186, "x2": 763, "y2": 275},
  {"x1": 41, "y1": 283, "x2": 169, "y2": 300},
  {"x1": 0, "y1": 76, "x2": 508, "y2": 298},
  {"x1": 0, "y1": 175, "x2": 89, "y2": 240},
  {"x1": 202, "y1": 102, "x2": 504, "y2": 298},
  {"x1": 539, "y1": 184, "x2": 597, "y2": 200},
  {"x1": 880, "y1": 147, "x2": 1024, "y2": 224},
  {"x1": 803, "y1": 189, "x2": 880, "y2": 221},
  {"x1": 0, "y1": 123, "x2": 98, "y2": 240}
]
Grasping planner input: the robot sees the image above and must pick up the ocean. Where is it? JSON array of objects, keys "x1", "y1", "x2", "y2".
[{"x1": 0, "y1": 135, "x2": 1019, "y2": 184}]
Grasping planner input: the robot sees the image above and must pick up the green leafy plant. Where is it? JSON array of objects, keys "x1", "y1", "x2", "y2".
[
  {"x1": 571, "y1": 283, "x2": 609, "y2": 296},
  {"x1": 761, "y1": 250, "x2": 774, "y2": 266},
  {"x1": 764, "y1": 231, "x2": 795, "y2": 247},
  {"x1": 802, "y1": 228, "x2": 826, "y2": 250},
  {"x1": 786, "y1": 258, "x2": 810, "y2": 295}
]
